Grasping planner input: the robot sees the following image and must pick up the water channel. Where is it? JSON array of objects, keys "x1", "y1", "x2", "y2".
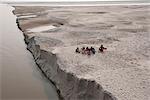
[{"x1": 0, "y1": 4, "x2": 59, "y2": 100}]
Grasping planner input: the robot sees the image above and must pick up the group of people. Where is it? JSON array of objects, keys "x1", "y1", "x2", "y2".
[{"x1": 75, "y1": 45, "x2": 107, "y2": 55}]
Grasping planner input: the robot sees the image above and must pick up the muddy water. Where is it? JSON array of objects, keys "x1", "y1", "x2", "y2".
[{"x1": 0, "y1": 4, "x2": 59, "y2": 100}]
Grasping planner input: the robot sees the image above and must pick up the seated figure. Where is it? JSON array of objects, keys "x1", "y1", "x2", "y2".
[
  {"x1": 99, "y1": 45, "x2": 107, "y2": 52},
  {"x1": 75, "y1": 47, "x2": 80, "y2": 53},
  {"x1": 90, "y1": 46, "x2": 96, "y2": 54},
  {"x1": 81, "y1": 47, "x2": 85, "y2": 54}
]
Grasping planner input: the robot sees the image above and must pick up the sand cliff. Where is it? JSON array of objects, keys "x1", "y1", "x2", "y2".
[
  {"x1": 15, "y1": 14, "x2": 116, "y2": 100},
  {"x1": 13, "y1": 5, "x2": 150, "y2": 100}
]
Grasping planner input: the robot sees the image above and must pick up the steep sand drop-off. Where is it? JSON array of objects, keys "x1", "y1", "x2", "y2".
[{"x1": 13, "y1": 5, "x2": 150, "y2": 100}]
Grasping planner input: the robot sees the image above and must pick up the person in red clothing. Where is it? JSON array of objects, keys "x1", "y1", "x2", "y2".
[
  {"x1": 85, "y1": 47, "x2": 91, "y2": 55},
  {"x1": 99, "y1": 45, "x2": 107, "y2": 52}
]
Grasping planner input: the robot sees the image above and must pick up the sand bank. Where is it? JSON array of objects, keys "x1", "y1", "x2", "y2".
[{"x1": 13, "y1": 5, "x2": 150, "y2": 100}]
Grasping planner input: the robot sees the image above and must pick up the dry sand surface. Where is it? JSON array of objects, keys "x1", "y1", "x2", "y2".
[{"x1": 14, "y1": 5, "x2": 150, "y2": 100}]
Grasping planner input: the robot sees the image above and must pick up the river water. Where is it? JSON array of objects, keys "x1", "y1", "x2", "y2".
[{"x1": 0, "y1": 4, "x2": 59, "y2": 100}]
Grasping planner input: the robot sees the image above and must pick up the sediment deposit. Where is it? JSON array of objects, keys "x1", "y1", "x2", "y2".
[{"x1": 13, "y1": 5, "x2": 150, "y2": 100}]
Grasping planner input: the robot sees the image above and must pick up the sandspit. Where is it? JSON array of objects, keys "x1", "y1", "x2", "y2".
[{"x1": 13, "y1": 5, "x2": 150, "y2": 100}]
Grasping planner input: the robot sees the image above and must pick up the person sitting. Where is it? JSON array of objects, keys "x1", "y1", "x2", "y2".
[
  {"x1": 75, "y1": 47, "x2": 80, "y2": 53},
  {"x1": 85, "y1": 47, "x2": 91, "y2": 55},
  {"x1": 86, "y1": 47, "x2": 89, "y2": 51},
  {"x1": 81, "y1": 47, "x2": 85, "y2": 54},
  {"x1": 99, "y1": 45, "x2": 107, "y2": 52},
  {"x1": 90, "y1": 46, "x2": 96, "y2": 54}
]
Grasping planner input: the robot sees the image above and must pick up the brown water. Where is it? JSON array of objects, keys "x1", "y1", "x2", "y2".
[{"x1": 0, "y1": 4, "x2": 59, "y2": 100}]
